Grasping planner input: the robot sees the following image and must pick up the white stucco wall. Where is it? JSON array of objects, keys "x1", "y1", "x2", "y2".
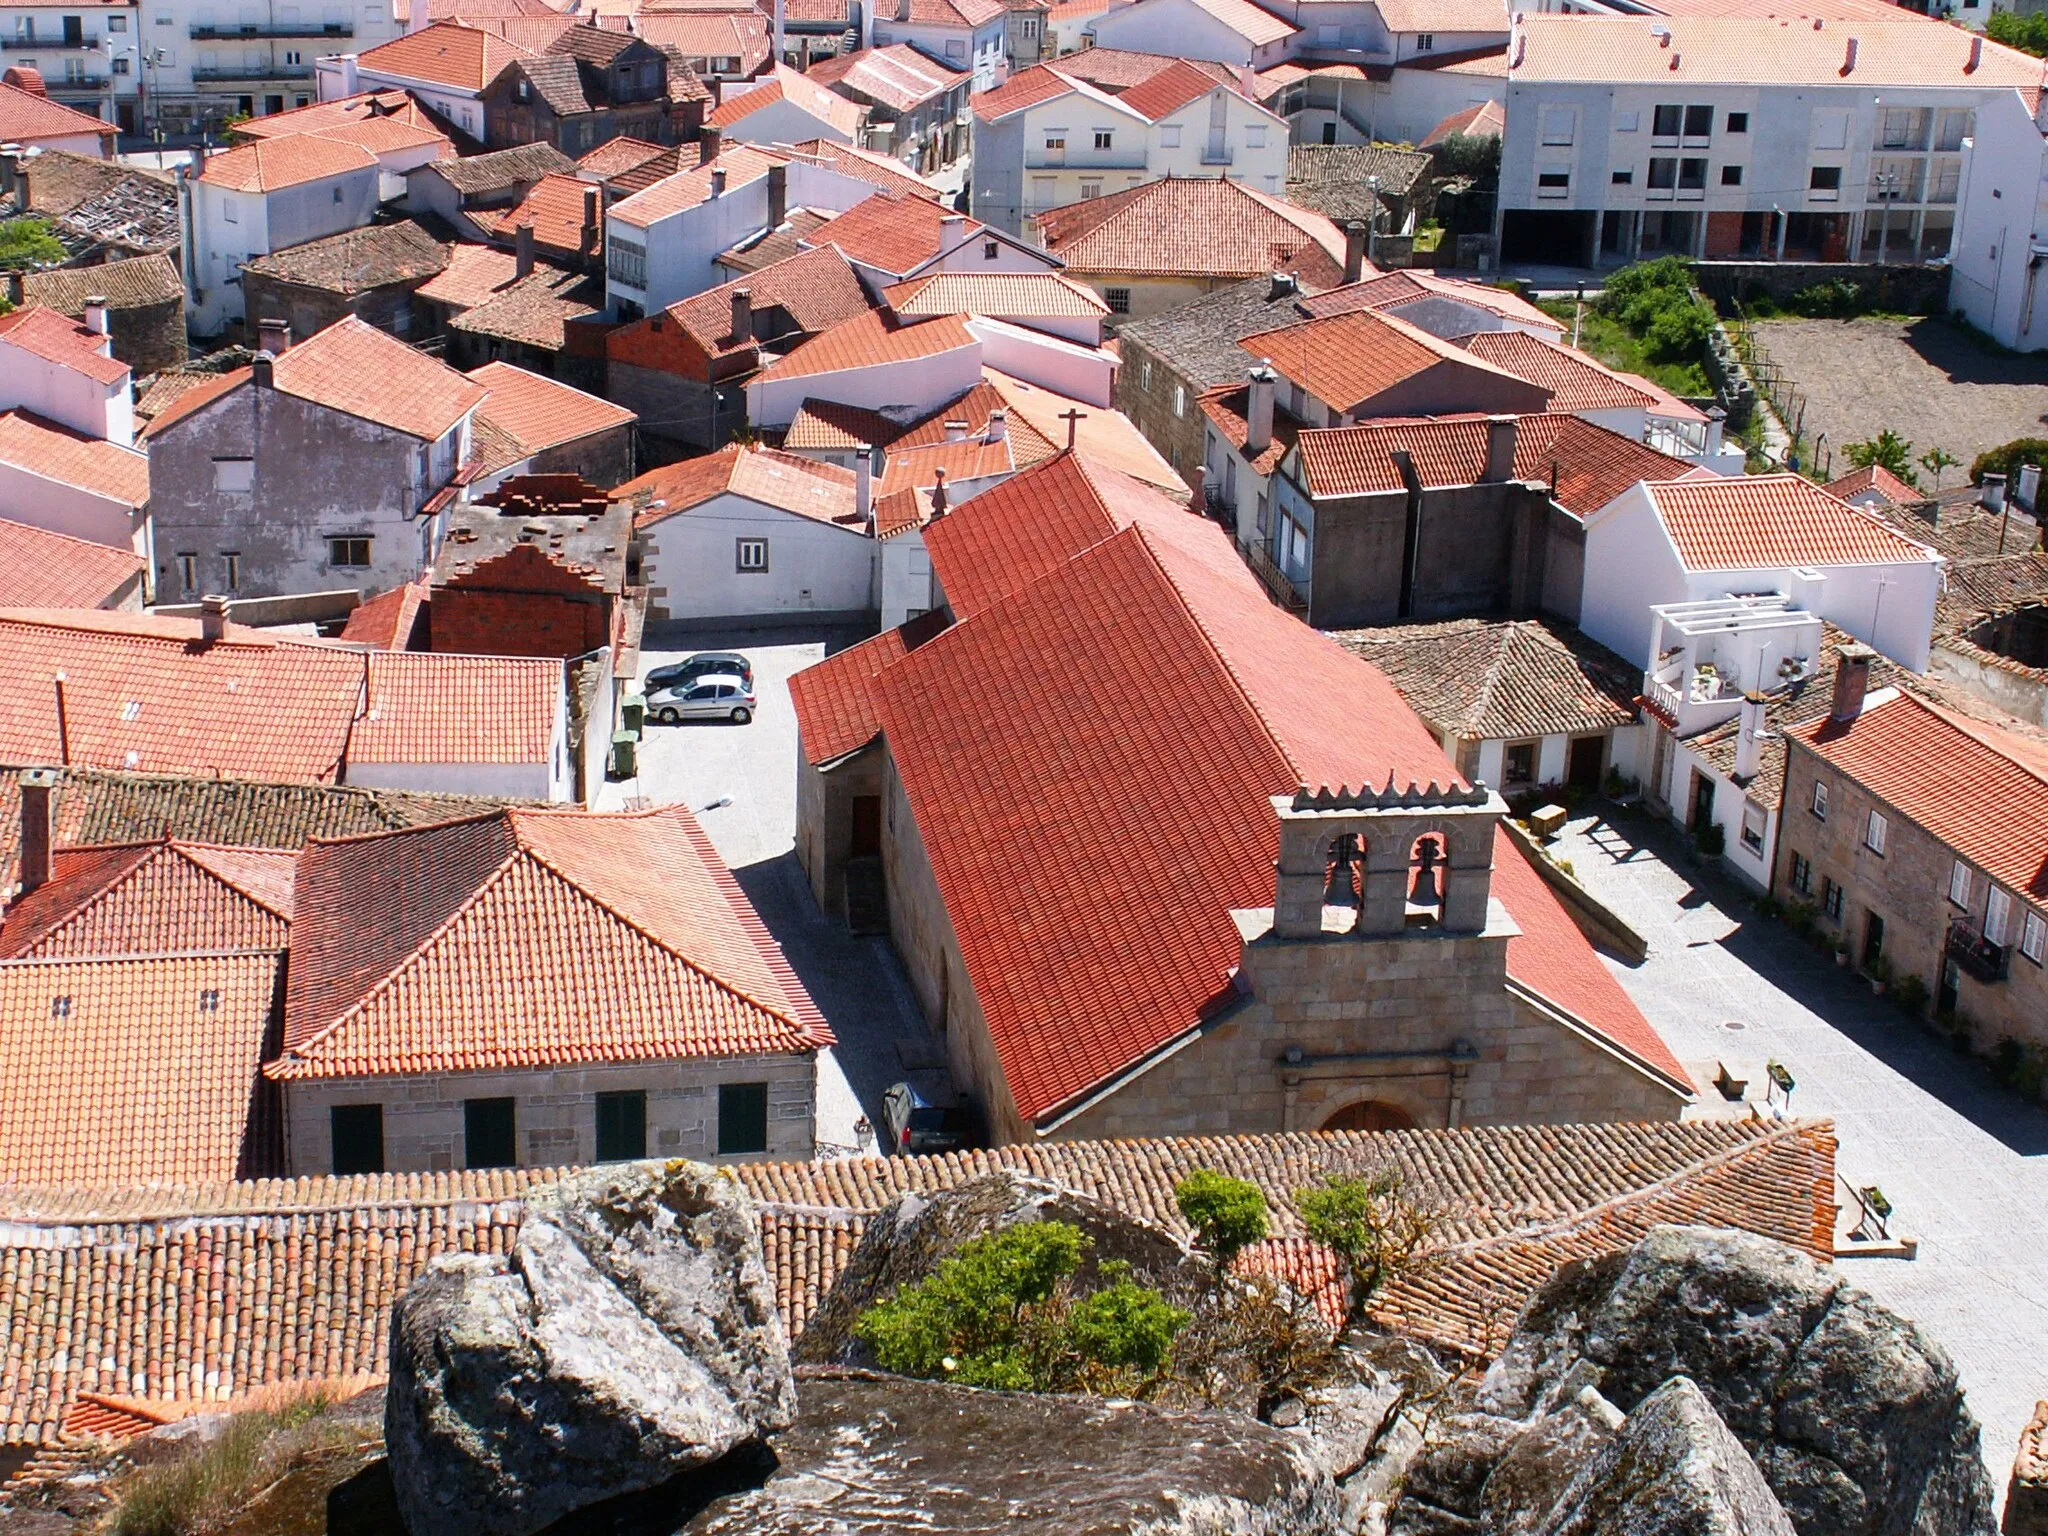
[
  {"x1": 0, "y1": 336, "x2": 130, "y2": 443},
  {"x1": 1580, "y1": 482, "x2": 1703, "y2": 664},
  {"x1": 1951, "y1": 89, "x2": 2048, "y2": 351},
  {"x1": 965, "y1": 316, "x2": 1112, "y2": 405},
  {"x1": 0, "y1": 458, "x2": 147, "y2": 552},
  {"x1": 641, "y1": 490, "x2": 878, "y2": 622},
  {"x1": 1087, "y1": 0, "x2": 1291, "y2": 68},
  {"x1": 747, "y1": 342, "x2": 983, "y2": 428}
]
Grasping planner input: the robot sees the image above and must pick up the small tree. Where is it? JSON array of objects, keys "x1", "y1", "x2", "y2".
[
  {"x1": 1918, "y1": 447, "x2": 1959, "y2": 494},
  {"x1": 1843, "y1": 429, "x2": 1918, "y2": 487},
  {"x1": 1174, "y1": 1168, "x2": 1269, "y2": 1277},
  {"x1": 1295, "y1": 1168, "x2": 1438, "y2": 1329},
  {"x1": 0, "y1": 219, "x2": 64, "y2": 272}
]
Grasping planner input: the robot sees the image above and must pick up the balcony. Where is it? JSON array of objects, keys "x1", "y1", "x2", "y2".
[
  {"x1": 1201, "y1": 145, "x2": 1233, "y2": 165},
  {"x1": 1242, "y1": 536, "x2": 1307, "y2": 616},
  {"x1": 1023, "y1": 151, "x2": 1146, "y2": 170},
  {"x1": 191, "y1": 22, "x2": 352, "y2": 38},
  {"x1": 191, "y1": 62, "x2": 315, "y2": 80},
  {"x1": 2, "y1": 33, "x2": 101, "y2": 50},
  {"x1": 1947, "y1": 919, "x2": 2010, "y2": 983}
]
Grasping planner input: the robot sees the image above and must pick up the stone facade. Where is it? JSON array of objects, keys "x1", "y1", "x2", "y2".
[
  {"x1": 797, "y1": 739, "x2": 885, "y2": 922},
  {"x1": 1780, "y1": 736, "x2": 2048, "y2": 1063},
  {"x1": 2010, "y1": 1401, "x2": 2048, "y2": 1536},
  {"x1": 282, "y1": 1052, "x2": 817, "y2": 1175},
  {"x1": 237, "y1": 271, "x2": 433, "y2": 349},
  {"x1": 1114, "y1": 332, "x2": 1210, "y2": 494}
]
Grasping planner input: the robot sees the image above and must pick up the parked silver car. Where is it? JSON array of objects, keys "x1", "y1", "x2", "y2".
[{"x1": 648, "y1": 674, "x2": 755, "y2": 725}]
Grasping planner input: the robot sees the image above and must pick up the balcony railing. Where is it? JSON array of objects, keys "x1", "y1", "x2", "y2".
[
  {"x1": 2, "y1": 34, "x2": 101, "y2": 50},
  {"x1": 191, "y1": 63, "x2": 315, "y2": 80},
  {"x1": 1201, "y1": 144, "x2": 1233, "y2": 165},
  {"x1": 1242, "y1": 536, "x2": 1307, "y2": 615},
  {"x1": 1947, "y1": 919, "x2": 2010, "y2": 983},
  {"x1": 191, "y1": 22, "x2": 352, "y2": 38}
]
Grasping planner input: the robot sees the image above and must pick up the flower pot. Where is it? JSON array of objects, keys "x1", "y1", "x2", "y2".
[
  {"x1": 1834, "y1": 950, "x2": 1851, "y2": 967},
  {"x1": 1869, "y1": 977, "x2": 1887, "y2": 996}
]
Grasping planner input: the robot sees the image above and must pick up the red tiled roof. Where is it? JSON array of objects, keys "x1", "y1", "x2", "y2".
[
  {"x1": 347, "y1": 651, "x2": 560, "y2": 765},
  {"x1": 1645, "y1": 475, "x2": 1940, "y2": 572},
  {"x1": 1824, "y1": 463, "x2": 1920, "y2": 506},
  {"x1": 197, "y1": 134, "x2": 378, "y2": 192},
  {"x1": 1115, "y1": 58, "x2": 1230, "y2": 121},
  {"x1": 270, "y1": 806, "x2": 831, "y2": 1079},
  {"x1": 0, "y1": 951, "x2": 283, "y2": 1184},
  {"x1": 310, "y1": 116, "x2": 453, "y2": 157},
  {"x1": 884, "y1": 270, "x2": 1108, "y2": 318},
  {"x1": 806, "y1": 44, "x2": 965, "y2": 113},
  {"x1": 970, "y1": 61, "x2": 1078, "y2": 121},
  {"x1": 1034, "y1": 176, "x2": 1344, "y2": 283},
  {"x1": 468, "y1": 359, "x2": 634, "y2": 459},
  {"x1": 0, "y1": 78, "x2": 117, "y2": 147},
  {"x1": 337, "y1": 580, "x2": 428, "y2": 649},
  {"x1": 607, "y1": 143, "x2": 785, "y2": 229},
  {"x1": 1422, "y1": 99, "x2": 1503, "y2": 145},
  {"x1": 706, "y1": 63, "x2": 868, "y2": 138},
  {"x1": 576, "y1": 135, "x2": 670, "y2": 179},
  {"x1": 650, "y1": 245, "x2": 872, "y2": 364},
  {"x1": 783, "y1": 398, "x2": 900, "y2": 452},
  {"x1": 876, "y1": 434, "x2": 1013, "y2": 495},
  {"x1": 1292, "y1": 412, "x2": 1692, "y2": 517},
  {"x1": 978, "y1": 366, "x2": 1183, "y2": 491},
  {"x1": 804, "y1": 191, "x2": 987, "y2": 275},
  {"x1": 632, "y1": 9, "x2": 770, "y2": 69},
  {"x1": 233, "y1": 88, "x2": 437, "y2": 139},
  {"x1": 0, "y1": 411, "x2": 148, "y2": 507},
  {"x1": 1242, "y1": 305, "x2": 1548, "y2": 413},
  {"x1": 1159, "y1": 0, "x2": 1294, "y2": 44},
  {"x1": 0, "y1": 517, "x2": 142, "y2": 608},
  {"x1": 0, "y1": 839, "x2": 294, "y2": 958},
  {"x1": 755, "y1": 309, "x2": 975, "y2": 382},
  {"x1": 1297, "y1": 270, "x2": 1562, "y2": 333},
  {"x1": 883, "y1": 0, "x2": 1003, "y2": 25},
  {"x1": 621, "y1": 444, "x2": 861, "y2": 528},
  {"x1": 1791, "y1": 690, "x2": 2048, "y2": 900},
  {"x1": 355, "y1": 21, "x2": 537, "y2": 90},
  {"x1": 789, "y1": 624, "x2": 910, "y2": 764},
  {"x1": 469, "y1": 171, "x2": 602, "y2": 256},
  {"x1": 0, "y1": 305, "x2": 128, "y2": 385},
  {"x1": 1456, "y1": 330, "x2": 1655, "y2": 413}
]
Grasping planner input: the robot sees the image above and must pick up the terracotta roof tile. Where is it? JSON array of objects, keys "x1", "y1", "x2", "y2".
[
  {"x1": 1199, "y1": 381, "x2": 1301, "y2": 476},
  {"x1": 1297, "y1": 270, "x2": 1562, "y2": 332},
  {"x1": 0, "y1": 518, "x2": 142, "y2": 609},
  {"x1": 337, "y1": 580, "x2": 428, "y2": 649},
  {"x1": 1240, "y1": 305, "x2": 1546, "y2": 413},
  {"x1": 239, "y1": 221, "x2": 450, "y2": 295},
  {"x1": 418, "y1": 140, "x2": 576, "y2": 195},
  {"x1": 607, "y1": 143, "x2": 785, "y2": 229},
  {"x1": 309, "y1": 116, "x2": 454, "y2": 156},
  {"x1": 884, "y1": 270, "x2": 1109, "y2": 318},
  {"x1": 469, "y1": 170, "x2": 602, "y2": 257},
  {"x1": 755, "y1": 309, "x2": 975, "y2": 382},
  {"x1": 0, "y1": 951, "x2": 282, "y2": 1187},
  {"x1": 233, "y1": 88, "x2": 440, "y2": 139},
  {"x1": 652, "y1": 245, "x2": 872, "y2": 363},
  {"x1": 717, "y1": 207, "x2": 835, "y2": 274},
  {"x1": 1034, "y1": 176, "x2": 1345, "y2": 284},
  {"x1": 0, "y1": 840, "x2": 294, "y2": 958},
  {"x1": 631, "y1": 9, "x2": 771, "y2": 71},
  {"x1": 0, "y1": 79, "x2": 117, "y2": 147},
  {"x1": 576, "y1": 135, "x2": 672, "y2": 179},
  {"x1": 621, "y1": 444, "x2": 862, "y2": 527},
  {"x1": 277, "y1": 316, "x2": 487, "y2": 440},
  {"x1": 1422, "y1": 100, "x2": 1504, "y2": 144},
  {"x1": 1645, "y1": 475, "x2": 1941, "y2": 572},
  {"x1": 1823, "y1": 463, "x2": 1920, "y2": 506},
  {"x1": 978, "y1": 366, "x2": 1180, "y2": 490},
  {"x1": 0, "y1": 1119, "x2": 1836, "y2": 1446},
  {"x1": 789, "y1": 137, "x2": 946, "y2": 197},
  {"x1": 20, "y1": 254, "x2": 184, "y2": 314},
  {"x1": 1162, "y1": 0, "x2": 1294, "y2": 45},
  {"x1": 789, "y1": 627, "x2": 908, "y2": 764},
  {"x1": 806, "y1": 44, "x2": 966, "y2": 112},
  {"x1": 1115, "y1": 58, "x2": 1232, "y2": 120},
  {"x1": 271, "y1": 805, "x2": 830, "y2": 1079},
  {"x1": 0, "y1": 412, "x2": 148, "y2": 507},
  {"x1": 468, "y1": 360, "x2": 635, "y2": 459},
  {"x1": 782, "y1": 398, "x2": 898, "y2": 451},
  {"x1": 880, "y1": 0, "x2": 1003, "y2": 25},
  {"x1": 707, "y1": 63, "x2": 868, "y2": 138},
  {"x1": 354, "y1": 21, "x2": 538, "y2": 90},
  {"x1": 1791, "y1": 690, "x2": 2048, "y2": 900},
  {"x1": 803, "y1": 191, "x2": 991, "y2": 275},
  {"x1": 440, "y1": 264, "x2": 602, "y2": 350},
  {"x1": 1334, "y1": 617, "x2": 1640, "y2": 742},
  {"x1": 1374, "y1": 0, "x2": 1503, "y2": 31},
  {"x1": 876, "y1": 433, "x2": 1013, "y2": 495},
  {"x1": 1455, "y1": 329, "x2": 1655, "y2": 413},
  {"x1": 197, "y1": 135, "x2": 378, "y2": 192},
  {"x1": 0, "y1": 305, "x2": 128, "y2": 386},
  {"x1": 348, "y1": 650, "x2": 560, "y2": 765},
  {"x1": 970, "y1": 61, "x2": 1081, "y2": 120}
]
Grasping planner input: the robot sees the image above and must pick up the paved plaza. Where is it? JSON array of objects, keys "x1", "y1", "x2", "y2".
[{"x1": 1555, "y1": 806, "x2": 2048, "y2": 1494}]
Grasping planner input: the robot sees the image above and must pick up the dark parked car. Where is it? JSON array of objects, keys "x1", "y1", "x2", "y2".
[
  {"x1": 880, "y1": 1082, "x2": 979, "y2": 1155},
  {"x1": 645, "y1": 651, "x2": 753, "y2": 693}
]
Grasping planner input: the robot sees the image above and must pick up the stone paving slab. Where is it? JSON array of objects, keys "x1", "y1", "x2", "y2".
[{"x1": 1549, "y1": 806, "x2": 2048, "y2": 1506}]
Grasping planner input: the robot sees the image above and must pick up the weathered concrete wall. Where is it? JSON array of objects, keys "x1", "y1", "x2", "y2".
[
  {"x1": 531, "y1": 423, "x2": 635, "y2": 490},
  {"x1": 1692, "y1": 260, "x2": 1951, "y2": 314},
  {"x1": 797, "y1": 740, "x2": 883, "y2": 921},
  {"x1": 1307, "y1": 480, "x2": 1560, "y2": 630},
  {"x1": 1930, "y1": 639, "x2": 2048, "y2": 731},
  {"x1": 282, "y1": 1052, "x2": 817, "y2": 1174},
  {"x1": 239, "y1": 273, "x2": 430, "y2": 347}
]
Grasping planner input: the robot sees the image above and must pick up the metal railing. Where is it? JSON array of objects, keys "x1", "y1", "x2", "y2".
[
  {"x1": 1241, "y1": 536, "x2": 1307, "y2": 615},
  {"x1": 1727, "y1": 302, "x2": 1809, "y2": 467},
  {"x1": 191, "y1": 63, "x2": 315, "y2": 80},
  {"x1": 2, "y1": 33, "x2": 99, "y2": 49},
  {"x1": 1947, "y1": 919, "x2": 2010, "y2": 983},
  {"x1": 191, "y1": 22, "x2": 352, "y2": 38}
]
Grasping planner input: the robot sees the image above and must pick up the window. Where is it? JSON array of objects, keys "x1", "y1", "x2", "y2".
[
  {"x1": 1789, "y1": 851, "x2": 1812, "y2": 895},
  {"x1": 1612, "y1": 169, "x2": 1633, "y2": 185},
  {"x1": 176, "y1": 552, "x2": 197, "y2": 594},
  {"x1": 1172, "y1": 381, "x2": 1185, "y2": 417},
  {"x1": 983, "y1": 239, "x2": 999, "y2": 259},
  {"x1": 284, "y1": 48, "x2": 301, "y2": 62},
  {"x1": 1727, "y1": 111, "x2": 1747, "y2": 133},
  {"x1": 1093, "y1": 128, "x2": 1112, "y2": 149},
  {"x1": 1682, "y1": 103, "x2": 1712, "y2": 137},
  {"x1": 717, "y1": 1081, "x2": 769, "y2": 1155},
  {"x1": 1678, "y1": 157, "x2": 1707, "y2": 190},
  {"x1": 1614, "y1": 109, "x2": 1639, "y2": 132},
  {"x1": 1139, "y1": 358, "x2": 1152, "y2": 390},
  {"x1": 1504, "y1": 741, "x2": 1536, "y2": 787},
  {"x1": 1415, "y1": 30, "x2": 1432, "y2": 47},
  {"x1": 1245, "y1": 123, "x2": 1265, "y2": 147},
  {"x1": 1080, "y1": 179, "x2": 1102, "y2": 200},
  {"x1": 331, "y1": 1104, "x2": 383, "y2": 1175},
  {"x1": 1809, "y1": 166, "x2": 1841, "y2": 196},
  {"x1": 1652, "y1": 103, "x2": 1682, "y2": 138},
  {"x1": 1811, "y1": 779, "x2": 1828, "y2": 819},
  {"x1": 1648, "y1": 156, "x2": 1678, "y2": 190},
  {"x1": 221, "y1": 552, "x2": 240, "y2": 591},
  {"x1": 1863, "y1": 810, "x2": 1887, "y2": 855},
  {"x1": 1949, "y1": 860, "x2": 1973, "y2": 908},
  {"x1": 736, "y1": 536, "x2": 769, "y2": 572},
  {"x1": 221, "y1": 197, "x2": 238, "y2": 224},
  {"x1": 1821, "y1": 876, "x2": 1844, "y2": 922},
  {"x1": 1721, "y1": 164, "x2": 1742, "y2": 186},
  {"x1": 608, "y1": 235, "x2": 646, "y2": 289},
  {"x1": 213, "y1": 457, "x2": 253, "y2": 493},
  {"x1": 2022, "y1": 909, "x2": 2046, "y2": 965},
  {"x1": 112, "y1": 54, "x2": 130, "y2": 72},
  {"x1": 595, "y1": 1090, "x2": 647, "y2": 1161},
  {"x1": 1539, "y1": 105, "x2": 1574, "y2": 146},
  {"x1": 1105, "y1": 286, "x2": 1131, "y2": 313},
  {"x1": 1160, "y1": 123, "x2": 1180, "y2": 147},
  {"x1": 1536, "y1": 170, "x2": 1570, "y2": 195},
  {"x1": 328, "y1": 536, "x2": 370, "y2": 568},
  {"x1": 1044, "y1": 134, "x2": 1065, "y2": 151},
  {"x1": 1740, "y1": 800, "x2": 1765, "y2": 853},
  {"x1": 1985, "y1": 885, "x2": 2012, "y2": 946},
  {"x1": 109, "y1": 12, "x2": 126, "y2": 27},
  {"x1": 464, "y1": 1097, "x2": 517, "y2": 1169}
]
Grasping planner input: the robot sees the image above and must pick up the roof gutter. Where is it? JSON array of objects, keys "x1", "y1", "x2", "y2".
[
  {"x1": 1032, "y1": 975, "x2": 1254, "y2": 1136},
  {"x1": 1504, "y1": 974, "x2": 1696, "y2": 1101}
]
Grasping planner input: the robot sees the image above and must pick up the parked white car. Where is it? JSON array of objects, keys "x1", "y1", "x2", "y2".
[{"x1": 648, "y1": 674, "x2": 756, "y2": 725}]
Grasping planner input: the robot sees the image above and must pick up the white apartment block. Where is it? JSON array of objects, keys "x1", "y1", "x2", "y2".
[
  {"x1": 1950, "y1": 87, "x2": 2048, "y2": 350},
  {"x1": 124, "y1": 0, "x2": 402, "y2": 134},
  {"x1": 0, "y1": 0, "x2": 145, "y2": 126},
  {"x1": 1496, "y1": 14, "x2": 2040, "y2": 268}
]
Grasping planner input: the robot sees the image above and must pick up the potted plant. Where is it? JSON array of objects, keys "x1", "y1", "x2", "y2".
[
  {"x1": 1694, "y1": 820, "x2": 1726, "y2": 860},
  {"x1": 1834, "y1": 940, "x2": 1852, "y2": 967}
]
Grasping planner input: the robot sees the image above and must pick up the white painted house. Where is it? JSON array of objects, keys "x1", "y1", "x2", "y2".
[
  {"x1": 1086, "y1": 0, "x2": 1296, "y2": 70},
  {"x1": 1949, "y1": 87, "x2": 2048, "y2": 353},
  {"x1": 868, "y1": 0, "x2": 1007, "y2": 92},
  {"x1": 0, "y1": 303, "x2": 134, "y2": 443},
  {"x1": 705, "y1": 63, "x2": 868, "y2": 147},
  {"x1": 747, "y1": 310, "x2": 982, "y2": 429},
  {"x1": 313, "y1": 22, "x2": 526, "y2": 141},
  {"x1": 969, "y1": 55, "x2": 1291, "y2": 235}
]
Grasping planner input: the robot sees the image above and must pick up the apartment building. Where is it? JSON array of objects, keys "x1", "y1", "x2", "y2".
[
  {"x1": 0, "y1": 0, "x2": 141, "y2": 128},
  {"x1": 1496, "y1": 13, "x2": 2040, "y2": 266},
  {"x1": 1950, "y1": 87, "x2": 2048, "y2": 351}
]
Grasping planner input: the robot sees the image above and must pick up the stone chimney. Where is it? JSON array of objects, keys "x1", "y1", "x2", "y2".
[
  {"x1": 1981, "y1": 472, "x2": 2007, "y2": 512},
  {"x1": 985, "y1": 408, "x2": 1007, "y2": 443},
  {"x1": 256, "y1": 316, "x2": 291, "y2": 355},
  {"x1": 5, "y1": 270, "x2": 22, "y2": 307},
  {"x1": 710, "y1": 167, "x2": 727, "y2": 198},
  {"x1": 1830, "y1": 642, "x2": 1878, "y2": 723},
  {"x1": 897, "y1": 0, "x2": 911, "y2": 23},
  {"x1": 1344, "y1": 221, "x2": 1367, "y2": 284},
  {"x1": 82, "y1": 296, "x2": 109, "y2": 337},
  {"x1": 768, "y1": 162, "x2": 787, "y2": 229},
  {"x1": 252, "y1": 350, "x2": 274, "y2": 389},
  {"x1": 1267, "y1": 271, "x2": 1297, "y2": 302},
  {"x1": 1245, "y1": 362, "x2": 1276, "y2": 457},
  {"x1": 943, "y1": 418, "x2": 968, "y2": 441},
  {"x1": 515, "y1": 221, "x2": 535, "y2": 279},
  {"x1": 16, "y1": 765, "x2": 58, "y2": 895},
  {"x1": 855, "y1": 442, "x2": 872, "y2": 525},
  {"x1": 699, "y1": 125, "x2": 722, "y2": 165},
  {"x1": 730, "y1": 285, "x2": 753, "y2": 342},
  {"x1": 1482, "y1": 415, "x2": 1518, "y2": 482},
  {"x1": 199, "y1": 593, "x2": 230, "y2": 643},
  {"x1": 1733, "y1": 691, "x2": 1767, "y2": 780},
  {"x1": 580, "y1": 186, "x2": 600, "y2": 254}
]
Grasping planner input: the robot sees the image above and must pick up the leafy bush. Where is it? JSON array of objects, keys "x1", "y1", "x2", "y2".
[
  {"x1": 1430, "y1": 132, "x2": 1499, "y2": 184},
  {"x1": 1295, "y1": 1168, "x2": 1437, "y2": 1327},
  {"x1": 1174, "y1": 1168, "x2": 1269, "y2": 1274},
  {"x1": 1642, "y1": 295, "x2": 1719, "y2": 360},
  {"x1": 1598, "y1": 255, "x2": 1695, "y2": 319},
  {"x1": 1597, "y1": 258, "x2": 1718, "y2": 362},
  {"x1": 1783, "y1": 278, "x2": 1866, "y2": 318},
  {"x1": 854, "y1": 1222, "x2": 1188, "y2": 1395},
  {"x1": 1892, "y1": 972, "x2": 1928, "y2": 1017},
  {"x1": 1988, "y1": 8, "x2": 2048, "y2": 56},
  {"x1": 1694, "y1": 820, "x2": 1726, "y2": 858},
  {"x1": 0, "y1": 218, "x2": 64, "y2": 272},
  {"x1": 1968, "y1": 437, "x2": 2048, "y2": 485},
  {"x1": 1843, "y1": 429, "x2": 1919, "y2": 486}
]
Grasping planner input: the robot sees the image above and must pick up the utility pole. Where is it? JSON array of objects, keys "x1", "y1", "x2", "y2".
[{"x1": 1874, "y1": 170, "x2": 1897, "y2": 266}]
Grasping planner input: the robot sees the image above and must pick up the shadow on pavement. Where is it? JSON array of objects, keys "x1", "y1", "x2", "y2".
[
  {"x1": 640, "y1": 619, "x2": 876, "y2": 660},
  {"x1": 1900, "y1": 316, "x2": 2048, "y2": 394}
]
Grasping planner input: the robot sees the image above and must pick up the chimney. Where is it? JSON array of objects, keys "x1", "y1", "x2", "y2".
[
  {"x1": 699, "y1": 125, "x2": 722, "y2": 166},
  {"x1": 985, "y1": 408, "x2": 1006, "y2": 443},
  {"x1": 338, "y1": 52, "x2": 359, "y2": 95},
  {"x1": 82, "y1": 296, "x2": 109, "y2": 337},
  {"x1": 2020, "y1": 463, "x2": 2042, "y2": 512},
  {"x1": 939, "y1": 212, "x2": 966, "y2": 250},
  {"x1": 252, "y1": 351, "x2": 274, "y2": 389},
  {"x1": 1482, "y1": 414, "x2": 1518, "y2": 482},
  {"x1": 731, "y1": 284, "x2": 753, "y2": 342},
  {"x1": 943, "y1": 418, "x2": 968, "y2": 441},
  {"x1": 188, "y1": 143, "x2": 206, "y2": 179},
  {"x1": 1733, "y1": 691, "x2": 1766, "y2": 780},
  {"x1": 929, "y1": 465, "x2": 948, "y2": 517},
  {"x1": 897, "y1": 0, "x2": 910, "y2": 23},
  {"x1": 1344, "y1": 221, "x2": 1367, "y2": 284},
  {"x1": 710, "y1": 167, "x2": 727, "y2": 198},
  {"x1": 5, "y1": 271, "x2": 20, "y2": 307},
  {"x1": 1266, "y1": 271, "x2": 1296, "y2": 302},
  {"x1": 256, "y1": 316, "x2": 291, "y2": 355},
  {"x1": 1830, "y1": 642, "x2": 1878, "y2": 723},
  {"x1": 772, "y1": 0, "x2": 786, "y2": 63},
  {"x1": 16, "y1": 765, "x2": 58, "y2": 895},
  {"x1": 515, "y1": 220, "x2": 535, "y2": 279},
  {"x1": 1840, "y1": 36, "x2": 1858, "y2": 74},
  {"x1": 768, "y1": 162, "x2": 787, "y2": 229},
  {"x1": 855, "y1": 442, "x2": 873, "y2": 524},
  {"x1": 1968, "y1": 32, "x2": 1983, "y2": 70},
  {"x1": 1981, "y1": 471, "x2": 2008, "y2": 511},
  {"x1": 1245, "y1": 362, "x2": 1276, "y2": 457},
  {"x1": 580, "y1": 185, "x2": 600, "y2": 253},
  {"x1": 199, "y1": 593, "x2": 230, "y2": 643}
]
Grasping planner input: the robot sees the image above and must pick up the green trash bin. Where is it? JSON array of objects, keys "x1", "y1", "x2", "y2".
[
  {"x1": 610, "y1": 729, "x2": 637, "y2": 779},
  {"x1": 620, "y1": 690, "x2": 646, "y2": 734}
]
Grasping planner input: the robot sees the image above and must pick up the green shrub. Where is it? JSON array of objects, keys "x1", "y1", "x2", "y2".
[
  {"x1": 1988, "y1": 8, "x2": 2048, "y2": 57},
  {"x1": 853, "y1": 1222, "x2": 1188, "y2": 1395},
  {"x1": 1174, "y1": 1168, "x2": 1269, "y2": 1273},
  {"x1": 1968, "y1": 437, "x2": 2048, "y2": 485},
  {"x1": 0, "y1": 218, "x2": 64, "y2": 272},
  {"x1": 1784, "y1": 278, "x2": 1866, "y2": 318},
  {"x1": 1642, "y1": 296, "x2": 1719, "y2": 360},
  {"x1": 1296, "y1": 1168, "x2": 1436, "y2": 1327},
  {"x1": 1598, "y1": 255, "x2": 1694, "y2": 317},
  {"x1": 1694, "y1": 821, "x2": 1726, "y2": 858},
  {"x1": 1843, "y1": 429, "x2": 1919, "y2": 487},
  {"x1": 111, "y1": 1393, "x2": 343, "y2": 1536}
]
